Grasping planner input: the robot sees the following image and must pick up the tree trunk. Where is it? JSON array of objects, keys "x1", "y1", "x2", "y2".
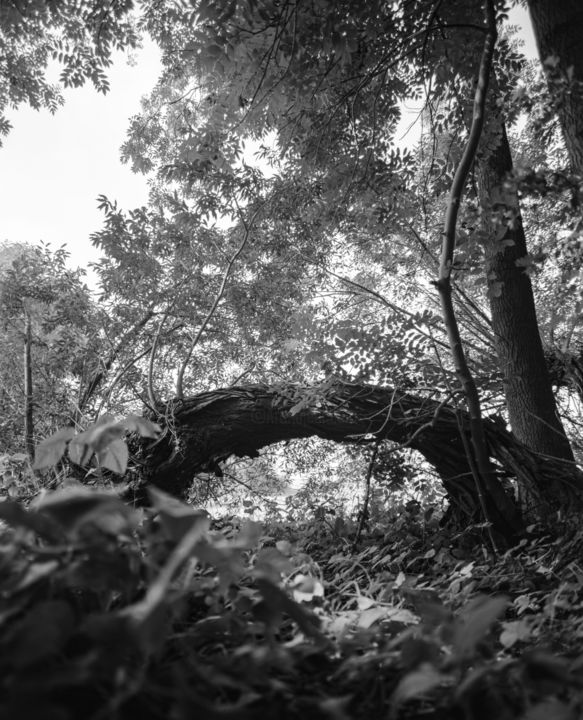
[
  {"x1": 23, "y1": 309, "x2": 34, "y2": 462},
  {"x1": 528, "y1": 0, "x2": 583, "y2": 174},
  {"x1": 435, "y1": 0, "x2": 512, "y2": 547},
  {"x1": 477, "y1": 121, "x2": 576, "y2": 488},
  {"x1": 132, "y1": 382, "x2": 583, "y2": 530}
]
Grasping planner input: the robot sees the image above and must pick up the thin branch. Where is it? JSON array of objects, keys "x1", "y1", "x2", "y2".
[
  {"x1": 148, "y1": 301, "x2": 176, "y2": 409},
  {"x1": 323, "y1": 265, "x2": 451, "y2": 351},
  {"x1": 78, "y1": 305, "x2": 156, "y2": 412},
  {"x1": 175, "y1": 203, "x2": 262, "y2": 398},
  {"x1": 433, "y1": 0, "x2": 520, "y2": 538},
  {"x1": 230, "y1": 363, "x2": 256, "y2": 386},
  {"x1": 352, "y1": 439, "x2": 381, "y2": 550},
  {"x1": 96, "y1": 345, "x2": 153, "y2": 415}
]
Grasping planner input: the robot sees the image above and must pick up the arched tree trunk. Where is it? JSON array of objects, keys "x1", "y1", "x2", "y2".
[
  {"x1": 528, "y1": 0, "x2": 583, "y2": 174},
  {"x1": 477, "y1": 119, "x2": 576, "y2": 479},
  {"x1": 133, "y1": 382, "x2": 583, "y2": 531}
]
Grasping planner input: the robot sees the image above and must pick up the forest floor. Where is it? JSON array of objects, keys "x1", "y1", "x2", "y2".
[{"x1": 1, "y1": 476, "x2": 582, "y2": 720}]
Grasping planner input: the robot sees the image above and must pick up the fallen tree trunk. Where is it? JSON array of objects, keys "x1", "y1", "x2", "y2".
[{"x1": 134, "y1": 381, "x2": 583, "y2": 530}]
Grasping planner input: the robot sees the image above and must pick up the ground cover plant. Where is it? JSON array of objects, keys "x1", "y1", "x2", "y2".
[{"x1": 1, "y1": 428, "x2": 583, "y2": 719}]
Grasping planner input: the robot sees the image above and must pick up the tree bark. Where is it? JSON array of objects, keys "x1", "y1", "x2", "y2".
[
  {"x1": 528, "y1": 0, "x2": 583, "y2": 174},
  {"x1": 23, "y1": 309, "x2": 34, "y2": 462},
  {"x1": 477, "y1": 120, "x2": 576, "y2": 479},
  {"x1": 133, "y1": 382, "x2": 583, "y2": 529}
]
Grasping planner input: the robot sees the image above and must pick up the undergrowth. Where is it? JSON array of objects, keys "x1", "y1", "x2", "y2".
[
  {"x1": 1, "y1": 473, "x2": 583, "y2": 720},
  {"x1": 1, "y1": 421, "x2": 582, "y2": 719}
]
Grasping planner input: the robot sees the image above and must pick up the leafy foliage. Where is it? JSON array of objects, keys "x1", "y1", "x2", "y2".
[
  {"x1": 0, "y1": 242, "x2": 101, "y2": 450},
  {"x1": 0, "y1": 0, "x2": 138, "y2": 142},
  {"x1": 2, "y1": 442, "x2": 583, "y2": 718}
]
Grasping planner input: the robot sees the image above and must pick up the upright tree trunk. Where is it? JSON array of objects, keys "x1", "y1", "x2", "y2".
[
  {"x1": 477, "y1": 121, "x2": 576, "y2": 472},
  {"x1": 23, "y1": 309, "x2": 34, "y2": 462},
  {"x1": 528, "y1": 0, "x2": 583, "y2": 174}
]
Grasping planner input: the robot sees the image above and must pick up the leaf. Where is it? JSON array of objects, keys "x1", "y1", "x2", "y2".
[
  {"x1": 386, "y1": 607, "x2": 418, "y2": 624},
  {"x1": 73, "y1": 415, "x2": 125, "y2": 454},
  {"x1": 317, "y1": 696, "x2": 352, "y2": 720},
  {"x1": 499, "y1": 619, "x2": 532, "y2": 648},
  {"x1": 391, "y1": 663, "x2": 447, "y2": 707},
  {"x1": 522, "y1": 699, "x2": 574, "y2": 720},
  {"x1": 7, "y1": 600, "x2": 75, "y2": 668},
  {"x1": 120, "y1": 415, "x2": 161, "y2": 438},
  {"x1": 394, "y1": 571, "x2": 407, "y2": 588},
  {"x1": 13, "y1": 560, "x2": 59, "y2": 592},
  {"x1": 357, "y1": 607, "x2": 387, "y2": 628},
  {"x1": 0, "y1": 500, "x2": 62, "y2": 541},
  {"x1": 254, "y1": 577, "x2": 326, "y2": 643},
  {"x1": 148, "y1": 486, "x2": 211, "y2": 542},
  {"x1": 96, "y1": 438, "x2": 128, "y2": 474},
  {"x1": 67, "y1": 437, "x2": 93, "y2": 466},
  {"x1": 458, "y1": 562, "x2": 475, "y2": 577},
  {"x1": 356, "y1": 596, "x2": 376, "y2": 610},
  {"x1": 327, "y1": 611, "x2": 358, "y2": 636},
  {"x1": 291, "y1": 574, "x2": 325, "y2": 603},
  {"x1": 229, "y1": 520, "x2": 263, "y2": 549},
  {"x1": 254, "y1": 547, "x2": 293, "y2": 580},
  {"x1": 452, "y1": 595, "x2": 508, "y2": 659},
  {"x1": 275, "y1": 540, "x2": 292, "y2": 555},
  {"x1": 33, "y1": 427, "x2": 75, "y2": 469},
  {"x1": 9, "y1": 453, "x2": 28, "y2": 462},
  {"x1": 32, "y1": 487, "x2": 134, "y2": 534}
]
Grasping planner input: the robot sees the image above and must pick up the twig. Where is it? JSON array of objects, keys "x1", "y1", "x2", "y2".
[
  {"x1": 352, "y1": 439, "x2": 381, "y2": 550},
  {"x1": 175, "y1": 203, "x2": 262, "y2": 398},
  {"x1": 147, "y1": 301, "x2": 176, "y2": 408}
]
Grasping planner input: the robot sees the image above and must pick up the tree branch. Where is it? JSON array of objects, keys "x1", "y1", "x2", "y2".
[
  {"x1": 175, "y1": 204, "x2": 261, "y2": 399},
  {"x1": 433, "y1": 0, "x2": 509, "y2": 537}
]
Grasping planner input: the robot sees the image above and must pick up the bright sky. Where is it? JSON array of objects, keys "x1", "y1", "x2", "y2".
[
  {"x1": 395, "y1": 6, "x2": 538, "y2": 145},
  {"x1": 0, "y1": 8, "x2": 537, "y2": 286},
  {"x1": 0, "y1": 39, "x2": 161, "y2": 277}
]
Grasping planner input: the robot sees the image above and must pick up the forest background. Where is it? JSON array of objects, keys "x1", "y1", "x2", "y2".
[{"x1": 2, "y1": 1, "x2": 583, "y2": 718}]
